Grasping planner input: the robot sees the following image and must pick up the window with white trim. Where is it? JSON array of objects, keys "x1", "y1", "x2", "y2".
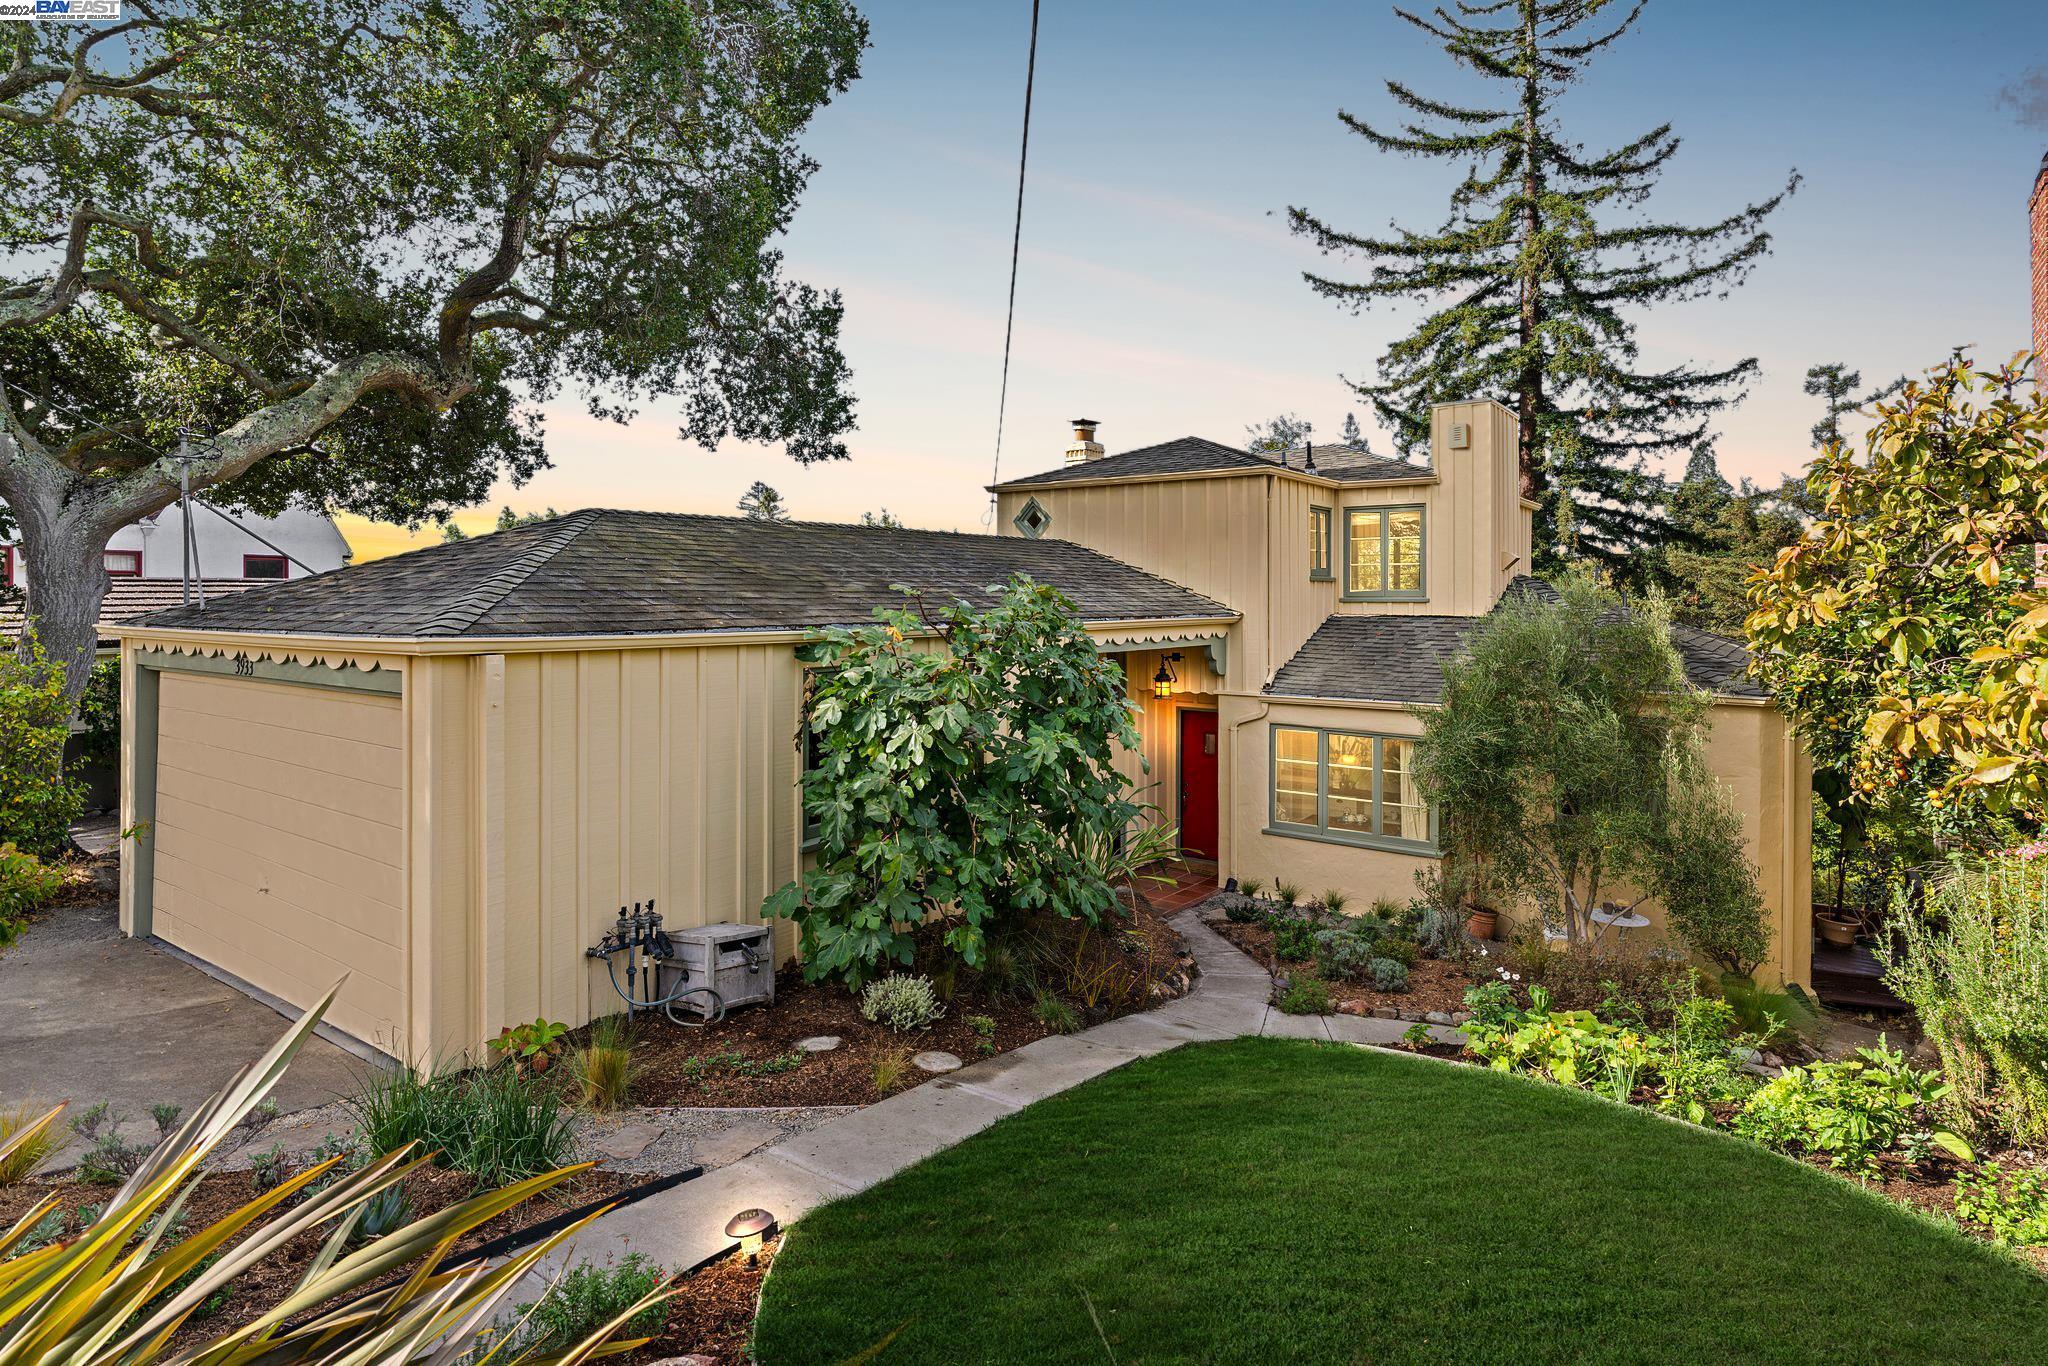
[{"x1": 1269, "y1": 725, "x2": 1434, "y2": 851}]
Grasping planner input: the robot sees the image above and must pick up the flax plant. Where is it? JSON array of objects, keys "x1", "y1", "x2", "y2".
[{"x1": 0, "y1": 988, "x2": 668, "y2": 1364}]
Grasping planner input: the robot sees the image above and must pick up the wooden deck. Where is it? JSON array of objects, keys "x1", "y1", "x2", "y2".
[{"x1": 1811, "y1": 939, "x2": 1910, "y2": 1012}]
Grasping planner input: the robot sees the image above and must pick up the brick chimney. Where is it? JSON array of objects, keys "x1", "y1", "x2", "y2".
[
  {"x1": 1064, "y1": 419, "x2": 1104, "y2": 466},
  {"x1": 2034, "y1": 152, "x2": 2048, "y2": 384}
]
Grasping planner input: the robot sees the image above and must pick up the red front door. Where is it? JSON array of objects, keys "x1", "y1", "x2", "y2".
[{"x1": 1178, "y1": 710, "x2": 1220, "y2": 860}]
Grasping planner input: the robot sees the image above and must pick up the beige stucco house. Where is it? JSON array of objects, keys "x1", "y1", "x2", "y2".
[{"x1": 111, "y1": 400, "x2": 1809, "y2": 1062}]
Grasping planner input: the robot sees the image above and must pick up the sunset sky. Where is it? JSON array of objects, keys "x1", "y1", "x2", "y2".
[{"x1": 342, "y1": 0, "x2": 2048, "y2": 560}]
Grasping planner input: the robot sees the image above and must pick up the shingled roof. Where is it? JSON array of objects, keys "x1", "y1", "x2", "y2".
[
  {"x1": 2, "y1": 577, "x2": 268, "y2": 647},
  {"x1": 1266, "y1": 576, "x2": 1766, "y2": 703},
  {"x1": 124, "y1": 510, "x2": 1236, "y2": 640},
  {"x1": 994, "y1": 436, "x2": 1429, "y2": 489}
]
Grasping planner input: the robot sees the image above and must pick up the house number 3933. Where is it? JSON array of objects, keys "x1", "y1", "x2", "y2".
[{"x1": 233, "y1": 657, "x2": 256, "y2": 677}]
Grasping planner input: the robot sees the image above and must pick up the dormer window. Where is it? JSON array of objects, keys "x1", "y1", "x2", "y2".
[
  {"x1": 1309, "y1": 506, "x2": 1333, "y2": 581},
  {"x1": 1344, "y1": 506, "x2": 1425, "y2": 601},
  {"x1": 243, "y1": 554, "x2": 288, "y2": 580}
]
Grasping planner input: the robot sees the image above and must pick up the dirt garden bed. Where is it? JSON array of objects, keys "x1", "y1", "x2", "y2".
[
  {"x1": 1213, "y1": 916, "x2": 1481, "y2": 1020},
  {"x1": 612, "y1": 895, "x2": 1194, "y2": 1108}
]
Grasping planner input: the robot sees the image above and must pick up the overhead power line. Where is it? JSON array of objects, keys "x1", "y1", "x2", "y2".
[{"x1": 982, "y1": 0, "x2": 1041, "y2": 530}]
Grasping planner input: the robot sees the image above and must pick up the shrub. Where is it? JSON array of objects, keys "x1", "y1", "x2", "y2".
[
  {"x1": 1732, "y1": 1041, "x2": 1950, "y2": 1174},
  {"x1": 249, "y1": 1145, "x2": 289, "y2": 1194},
  {"x1": 71, "y1": 1105, "x2": 148, "y2": 1186},
  {"x1": 1461, "y1": 986, "x2": 1659, "y2": 1101},
  {"x1": 765, "y1": 579, "x2": 1146, "y2": 986},
  {"x1": 0, "y1": 1104, "x2": 59, "y2": 1186},
  {"x1": 1887, "y1": 854, "x2": 2048, "y2": 1143},
  {"x1": 1277, "y1": 975, "x2": 1333, "y2": 1016},
  {"x1": 568, "y1": 1015, "x2": 638, "y2": 1110},
  {"x1": 0, "y1": 637, "x2": 86, "y2": 859},
  {"x1": 860, "y1": 973, "x2": 944, "y2": 1032},
  {"x1": 1718, "y1": 974, "x2": 1819, "y2": 1047},
  {"x1": 1953, "y1": 1162, "x2": 2048, "y2": 1247},
  {"x1": 1369, "y1": 958, "x2": 1410, "y2": 993},
  {"x1": 1654, "y1": 992, "x2": 1759, "y2": 1123},
  {"x1": 1270, "y1": 916, "x2": 1319, "y2": 962},
  {"x1": 1239, "y1": 879, "x2": 1264, "y2": 899},
  {"x1": 1312, "y1": 928, "x2": 1377, "y2": 982},
  {"x1": 0, "y1": 841, "x2": 63, "y2": 950},
  {"x1": 1655, "y1": 778, "x2": 1773, "y2": 979},
  {"x1": 1369, "y1": 896, "x2": 1404, "y2": 923},
  {"x1": 1374, "y1": 937, "x2": 1420, "y2": 969},
  {"x1": 1031, "y1": 989, "x2": 1081, "y2": 1035},
  {"x1": 508, "y1": 1254, "x2": 670, "y2": 1358},
  {"x1": 1276, "y1": 882, "x2": 1301, "y2": 908},
  {"x1": 1415, "y1": 903, "x2": 1469, "y2": 960},
  {"x1": 1321, "y1": 890, "x2": 1348, "y2": 915},
  {"x1": 349, "y1": 1063, "x2": 577, "y2": 1189},
  {"x1": 488, "y1": 1018, "x2": 571, "y2": 1075}
]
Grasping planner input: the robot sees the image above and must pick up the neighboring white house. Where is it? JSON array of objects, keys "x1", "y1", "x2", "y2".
[{"x1": 1, "y1": 501, "x2": 352, "y2": 590}]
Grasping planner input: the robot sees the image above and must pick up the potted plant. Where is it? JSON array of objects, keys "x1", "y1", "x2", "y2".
[{"x1": 1815, "y1": 911, "x2": 1858, "y2": 948}]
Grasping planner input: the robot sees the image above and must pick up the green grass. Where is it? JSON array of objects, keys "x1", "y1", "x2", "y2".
[{"x1": 754, "y1": 1039, "x2": 2048, "y2": 1365}]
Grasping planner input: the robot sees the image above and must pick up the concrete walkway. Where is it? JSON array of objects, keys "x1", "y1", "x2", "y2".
[{"x1": 543, "y1": 905, "x2": 1465, "y2": 1277}]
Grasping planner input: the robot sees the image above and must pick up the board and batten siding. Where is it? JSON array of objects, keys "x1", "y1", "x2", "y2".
[
  {"x1": 423, "y1": 644, "x2": 805, "y2": 1053},
  {"x1": 149, "y1": 671, "x2": 408, "y2": 1050}
]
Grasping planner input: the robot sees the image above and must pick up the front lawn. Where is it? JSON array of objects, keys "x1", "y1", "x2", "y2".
[{"x1": 754, "y1": 1039, "x2": 2048, "y2": 1364}]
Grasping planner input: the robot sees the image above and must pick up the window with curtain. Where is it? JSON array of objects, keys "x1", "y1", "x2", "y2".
[
  {"x1": 1309, "y1": 506, "x2": 1333, "y2": 581},
  {"x1": 1268, "y1": 725, "x2": 1435, "y2": 851},
  {"x1": 1344, "y1": 506, "x2": 1425, "y2": 600}
]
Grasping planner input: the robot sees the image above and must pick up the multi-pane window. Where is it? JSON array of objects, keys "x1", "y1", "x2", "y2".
[
  {"x1": 1344, "y1": 506, "x2": 1424, "y2": 600},
  {"x1": 1309, "y1": 506, "x2": 1333, "y2": 581},
  {"x1": 800, "y1": 674, "x2": 826, "y2": 847},
  {"x1": 1269, "y1": 725, "x2": 1434, "y2": 850}
]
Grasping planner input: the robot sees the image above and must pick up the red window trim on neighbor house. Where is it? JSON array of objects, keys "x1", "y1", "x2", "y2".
[
  {"x1": 242, "y1": 554, "x2": 289, "y2": 580},
  {"x1": 104, "y1": 550, "x2": 142, "y2": 577},
  {"x1": 0, "y1": 545, "x2": 14, "y2": 588}
]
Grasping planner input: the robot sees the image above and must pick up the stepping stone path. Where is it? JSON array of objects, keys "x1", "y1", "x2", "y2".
[
  {"x1": 795, "y1": 1036, "x2": 842, "y2": 1053},
  {"x1": 912, "y1": 1051, "x2": 962, "y2": 1074}
]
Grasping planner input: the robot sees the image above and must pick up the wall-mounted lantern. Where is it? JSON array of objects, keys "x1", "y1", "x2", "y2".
[{"x1": 1152, "y1": 652, "x2": 1183, "y2": 700}]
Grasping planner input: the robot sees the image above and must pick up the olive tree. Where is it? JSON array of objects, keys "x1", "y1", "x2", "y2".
[
  {"x1": 764, "y1": 577, "x2": 1145, "y2": 987},
  {"x1": 1414, "y1": 573, "x2": 1770, "y2": 971},
  {"x1": 0, "y1": 0, "x2": 866, "y2": 701}
]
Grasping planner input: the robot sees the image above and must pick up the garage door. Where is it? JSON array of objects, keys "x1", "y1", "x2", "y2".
[{"x1": 151, "y1": 671, "x2": 406, "y2": 1053}]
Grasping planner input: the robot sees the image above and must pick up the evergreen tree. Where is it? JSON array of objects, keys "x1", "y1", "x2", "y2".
[
  {"x1": 860, "y1": 508, "x2": 903, "y2": 528},
  {"x1": 1802, "y1": 362, "x2": 1905, "y2": 450},
  {"x1": 1288, "y1": 0, "x2": 1796, "y2": 567},
  {"x1": 739, "y1": 482, "x2": 792, "y2": 521},
  {"x1": 1245, "y1": 414, "x2": 1314, "y2": 457}
]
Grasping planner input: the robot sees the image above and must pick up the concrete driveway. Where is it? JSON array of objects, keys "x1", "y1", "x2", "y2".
[{"x1": 2, "y1": 895, "x2": 367, "y2": 1156}]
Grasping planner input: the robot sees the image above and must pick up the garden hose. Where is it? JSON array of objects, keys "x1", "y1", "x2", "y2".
[{"x1": 595, "y1": 950, "x2": 726, "y2": 1027}]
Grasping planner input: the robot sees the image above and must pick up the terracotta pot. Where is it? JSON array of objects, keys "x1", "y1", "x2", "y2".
[
  {"x1": 1816, "y1": 916, "x2": 1858, "y2": 948},
  {"x1": 1465, "y1": 907, "x2": 1498, "y2": 941}
]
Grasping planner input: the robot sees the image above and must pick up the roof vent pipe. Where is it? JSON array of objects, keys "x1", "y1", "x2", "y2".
[{"x1": 1303, "y1": 441, "x2": 1317, "y2": 474}]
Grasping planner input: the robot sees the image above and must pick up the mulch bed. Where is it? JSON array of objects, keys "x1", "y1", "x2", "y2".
[
  {"x1": 616, "y1": 896, "x2": 1193, "y2": 1108},
  {"x1": 1214, "y1": 918, "x2": 1479, "y2": 1018},
  {"x1": 617, "y1": 1240, "x2": 777, "y2": 1363}
]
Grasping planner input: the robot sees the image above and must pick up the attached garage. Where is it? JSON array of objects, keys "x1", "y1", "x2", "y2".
[
  {"x1": 148, "y1": 669, "x2": 407, "y2": 1051},
  {"x1": 114, "y1": 511, "x2": 1236, "y2": 1064}
]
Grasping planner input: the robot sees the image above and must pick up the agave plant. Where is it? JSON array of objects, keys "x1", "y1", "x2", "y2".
[{"x1": 0, "y1": 986, "x2": 668, "y2": 1364}]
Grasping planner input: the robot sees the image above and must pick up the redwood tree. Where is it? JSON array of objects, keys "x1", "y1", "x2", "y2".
[
  {"x1": 1288, "y1": 0, "x2": 1795, "y2": 566},
  {"x1": 0, "y1": 0, "x2": 866, "y2": 701}
]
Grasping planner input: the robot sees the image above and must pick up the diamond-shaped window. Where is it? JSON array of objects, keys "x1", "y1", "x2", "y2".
[{"x1": 1013, "y1": 497, "x2": 1052, "y2": 540}]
